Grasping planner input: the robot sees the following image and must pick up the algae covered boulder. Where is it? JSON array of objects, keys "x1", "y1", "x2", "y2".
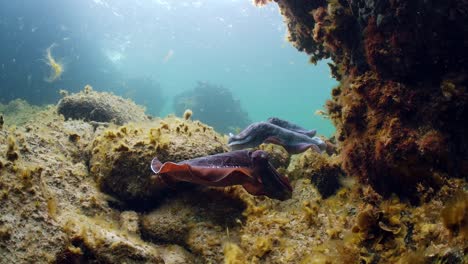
[
  {"x1": 89, "y1": 116, "x2": 228, "y2": 204},
  {"x1": 140, "y1": 188, "x2": 245, "y2": 245},
  {"x1": 57, "y1": 85, "x2": 149, "y2": 125},
  {"x1": 269, "y1": 0, "x2": 468, "y2": 199},
  {"x1": 0, "y1": 102, "x2": 200, "y2": 263},
  {"x1": 258, "y1": 143, "x2": 291, "y2": 169},
  {"x1": 60, "y1": 214, "x2": 165, "y2": 264},
  {"x1": 289, "y1": 149, "x2": 344, "y2": 198}
]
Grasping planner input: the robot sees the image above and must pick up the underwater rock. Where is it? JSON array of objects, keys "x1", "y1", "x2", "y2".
[
  {"x1": 289, "y1": 149, "x2": 343, "y2": 198},
  {"x1": 159, "y1": 245, "x2": 197, "y2": 264},
  {"x1": 1, "y1": 2, "x2": 467, "y2": 263},
  {"x1": 441, "y1": 191, "x2": 468, "y2": 239},
  {"x1": 268, "y1": 0, "x2": 468, "y2": 200},
  {"x1": 2, "y1": 98, "x2": 466, "y2": 264},
  {"x1": 258, "y1": 143, "x2": 290, "y2": 169},
  {"x1": 60, "y1": 214, "x2": 165, "y2": 263},
  {"x1": 89, "y1": 116, "x2": 228, "y2": 204},
  {"x1": 141, "y1": 202, "x2": 193, "y2": 245},
  {"x1": 0, "y1": 108, "x2": 143, "y2": 263},
  {"x1": 0, "y1": 99, "x2": 46, "y2": 127},
  {"x1": 333, "y1": 72, "x2": 467, "y2": 199},
  {"x1": 140, "y1": 188, "x2": 245, "y2": 263},
  {"x1": 120, "y1": 211, "x2": 140, "y2": 235},
  {"x1": 0, "y1": 105, "x2": 205, "y2": 263},
  {"x1": 173, "y1": 81, "x2": 251, "y2": 134},
  {"x1": 57, "y1": 85, "x2": 149, "y2": 125}
]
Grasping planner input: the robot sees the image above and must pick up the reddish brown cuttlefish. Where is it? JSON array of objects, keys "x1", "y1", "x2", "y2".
[{"x1": 151, "y1": 150, "x2": 293, "y2": 201}]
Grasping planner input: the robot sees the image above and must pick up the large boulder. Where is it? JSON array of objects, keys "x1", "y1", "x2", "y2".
[
  {"x1": 89, "y1": 116, "x2": 228, "y2": 204},
  {"x1": 57, "y1": 85, "x2": 149, "y2": 125}
]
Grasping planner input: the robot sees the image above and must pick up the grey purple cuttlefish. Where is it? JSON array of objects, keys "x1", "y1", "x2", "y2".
[
  {"x1": 228, "y1": 118, "x2": 326, "y2": 154},
  {"x1": 266, "y1": 117, "x2": 317, "y2": 137}
]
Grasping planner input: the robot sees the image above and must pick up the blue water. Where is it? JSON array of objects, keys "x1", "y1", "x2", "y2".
[{"x1": 0, "y1": 0, "x2": 337, "y2": 136}]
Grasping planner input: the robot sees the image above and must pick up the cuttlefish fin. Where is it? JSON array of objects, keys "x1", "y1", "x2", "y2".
[
  {"x1": 151, "y1": 158, "x2": 191, "y2": 175},
  {"x1": 305, "y1": 129, "x2": 317, "y2": 137},
  {"x1": 309, "y1": 144, "x2": 322, "y2": 153},
  {"x1": 191, "y1": 166, "x2": 253, "y2": 183},
  {"x1": 288, "y1": 143, "x2": 322, "y2": 154},
  {"x1": 264, "y1": 136, "x2": 284, "y2": 145},
  {"x1": 242, "y1": 182, "x2": 265, "y2": 196},
  {"x1": 259, "y1": 163, "x2": 293, "y2": 200},
  {"x1": 151, "y1": 157, "x2": 164, "y2": 173},
  {"x1": 152, "y1": 158, "x2": 257, "y2": 187}
]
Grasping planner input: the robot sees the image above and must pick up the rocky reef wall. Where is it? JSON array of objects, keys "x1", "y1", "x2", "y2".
[
  {"x1": 1, "y1": 85, "x2": 466, "y2": 263},
  {"x1": 267, "y1": 0, "x2": 468, "y2": 199},
  {"x1": 2, "y1": 1, "x2": 468, "y2": 261}
]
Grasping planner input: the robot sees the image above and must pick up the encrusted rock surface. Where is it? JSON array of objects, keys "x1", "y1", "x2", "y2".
[
  {"x1": 89, "y1": 116, "x2": 228, "y2": 204},
  {"x1": 0, "y1": 107, "x2": 175, "y2": 263},
  {"x1": 1, "y1": 92, "x2": 466, "y2": 263},
  {"x1": 289, "y1": 148, "x2": 343, "y2": 198},
  {"x1": 141, "y1": 188, "x2": 246, "y2": 263},
  {"x1": 2, "y1": 1, "x2": 468, "y2": 261},
  {"x1": 271, "y1": 0, "x2": 468, "y2": 200},
  {"x1": 57, "y1": 85, "x2": 149, "y2": 125},
  {"x1": 258, "y1": 143, "x2": 290, "y2": 169}
]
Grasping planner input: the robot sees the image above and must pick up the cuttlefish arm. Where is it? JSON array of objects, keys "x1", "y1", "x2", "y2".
[
  {"x1": 151, "y1": 150, "x2": 292, "y2": 200},
  {"x1": 228, "y1": 122, "x2": 273, "y2": 150},
  {"x1": 250, "y1": 150, "x2": 292, "y2": 201}
]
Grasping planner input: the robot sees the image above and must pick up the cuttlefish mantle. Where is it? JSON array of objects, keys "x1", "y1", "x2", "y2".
[
  {"x1": 228, "y1": 121, "x2": 326, "y2": 154},
  {"x1": 151, "y1": 150, "x2": 293, "y2": 201},
  {"x1": 266, "y1": 117, "x2": 316, "y2": 137}
]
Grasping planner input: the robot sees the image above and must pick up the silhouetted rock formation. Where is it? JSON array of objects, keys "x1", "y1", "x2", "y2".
[{"x1": 173, "y1": 82, "x2": 251, "y2": 134}]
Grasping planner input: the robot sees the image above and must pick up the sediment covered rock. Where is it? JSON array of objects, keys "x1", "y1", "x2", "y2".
[
  {"x1": 0, "y1": 106, "x2": 192, "y2": 263},
  {"x1": 258, "y1": 143, "x2": 291, "y2": 169},
  {"x1": 89, "y1": 116, "x2": 228, "y2": 204},
  {"x1": 140, "y1": 187, "x2": 245, "y2": 263},
  {"x1": 289, "y1": 149, "x2": 343, "y2": 198},
  {"x1": 2, "y1": 2, "x2": 468, "y2": 262},
  {"x1": 0, "y1": 92, "x2": 466, "y2": 264},
  {"x1": 273, "y1": 0, "x2": 468, "y2": 199},
  {"x1": 57, "y1": 85, "x2": 149, "y2": 125}
]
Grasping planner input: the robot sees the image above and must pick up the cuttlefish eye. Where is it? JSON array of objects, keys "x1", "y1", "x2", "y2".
[{"x1": 251, "y1": 150, "x2": 269, "y2": 163}]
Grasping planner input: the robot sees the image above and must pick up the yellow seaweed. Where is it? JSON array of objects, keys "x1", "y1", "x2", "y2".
[{"x1": 44, "y1": 43, "x2": 64, "y2": 82}]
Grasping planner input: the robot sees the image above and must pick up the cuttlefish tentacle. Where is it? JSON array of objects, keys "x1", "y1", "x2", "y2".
[
  {"x1": 250, "y1": 150, "x2": 292, "y2": 200},
  {"x1": 267, "y1": 117, "x2": 317, "y2": 137},
  {"x1": 228, "y1": 122, "x2": 273, "y2": 148},
  {"x1": 151, "y1": 150, "x2": 292, "y2": 200},
  {"x1": 228, "y1": 122, "x2": 326, "y2": 154}
]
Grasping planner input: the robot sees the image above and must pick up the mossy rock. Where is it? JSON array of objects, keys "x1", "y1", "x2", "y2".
[
  {"x1": 289, "y1": 149, "x2": 344, "y2": 198},
  {"x1": 258, "y1": 143, "x2": 290, "y2": 169},
  {"x1": 57, "y1": 85, "x2": 149, "y2": 125},
  {"x1": 89, "y1": 117, "x2": 228, "y2": 204}
]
